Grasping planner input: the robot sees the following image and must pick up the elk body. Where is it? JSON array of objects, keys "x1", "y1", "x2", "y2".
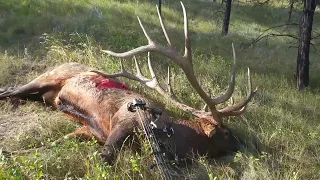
[{"x1": 0, "y1": 2, "x2": 257, "y2": 165}]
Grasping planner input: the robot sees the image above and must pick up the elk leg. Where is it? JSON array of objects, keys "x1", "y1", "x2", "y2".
[
  {"x1": 53, "y1": 126, "x2": 94, "y2": 145},
  {"x1": 0, "y1": 83, "x2": 47, "y2": 100},
  {"x1": 100, "y1": 125, "x2": 132, "y2": 165},
  {"x1": 0, "y1": 82, "x2": 61, "y2": 106}
]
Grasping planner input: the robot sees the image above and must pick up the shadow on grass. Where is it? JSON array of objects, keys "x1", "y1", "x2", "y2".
[{"x1": 0, "y1": 0, "x2": 319, "y2": 73}]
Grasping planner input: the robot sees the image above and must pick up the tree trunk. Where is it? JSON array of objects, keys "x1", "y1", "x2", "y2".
[
  {"x1": 296, "y1": 0, "x2": 317, "y2": 90},
  {"x1": 288, "y1": 0, "x2": 295, "y2": 22},
  {"x1": 158, "y1": 0, "x2": 162, "y2": 16},
  {"x1": 222, "y1": 0, "x2": 232, "y2": 35}
]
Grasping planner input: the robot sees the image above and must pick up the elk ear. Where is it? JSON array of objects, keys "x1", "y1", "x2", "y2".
[{"x1": 201, "y1": 122, "x2": 216, "y2": 138}]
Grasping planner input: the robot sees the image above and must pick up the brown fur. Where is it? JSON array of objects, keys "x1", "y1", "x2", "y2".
[{"x1": 0, "y1": 63, "x2": 239, "y2": 164}]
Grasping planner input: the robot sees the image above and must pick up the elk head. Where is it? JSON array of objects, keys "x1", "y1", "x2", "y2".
[{"x1": 93, "y1": 2, "x2": 257, "y2": 157}]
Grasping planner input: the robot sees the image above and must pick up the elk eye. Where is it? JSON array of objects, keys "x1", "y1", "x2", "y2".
[{"x1": 224, "y1": 131, "x2": 230, "y2": 138}]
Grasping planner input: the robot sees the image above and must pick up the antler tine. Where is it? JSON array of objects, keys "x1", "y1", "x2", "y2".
[
  {"x1": 219, "y1": 68, "x2": 258, "y2": 115},
  {"x1": 132, "y1": 55, "x2": 159, "y2": 88},
  {"x1": 101, "y1": 18, "x2": 185, "y2": 65},
  {"x1": 100, "y1": 16, "x2": 156, "y2": 58},
  {"x1": 156, "y1": 5, "x2": 172, "y2": 46},
  {"x1": 212, "y1": 43, "x2": 236, "y2": 104},
  {"x1": 146, "y1": 52, "x2": 160, "y2": 88},
  {"x1": 180, "y1": 2, "x2": 192, "y2": 61},
  {"x1": 134, "y1": 56, "x2": 143, "y2": 77},
  {"x1": 91, "y1": 57, "x2": 150, "y2": 86},
  {"x1": 202, "y1": 89, "x2": 211, "y2": 112},
  {"x1": 221, "y1": 106, "x2": 246, "y2": 117},
  {"x1": 93, "y1": 53, "x2": 166, "y2": 94},
  {"x1": 137, "y1": 16, "x2": 153, "y2": 44},
  {"x1": 147, "y1": 52, "x2": 156, "y2": 80}
]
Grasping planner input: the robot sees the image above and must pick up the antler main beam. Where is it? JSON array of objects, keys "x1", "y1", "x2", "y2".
[{"x1": 100, "y1": 2, "x2": 257, "y2": 125}]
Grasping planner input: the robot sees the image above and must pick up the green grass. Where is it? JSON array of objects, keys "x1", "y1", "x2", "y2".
[{"x1": 0, "y1": 0, "x2": 320, "y2": 179}]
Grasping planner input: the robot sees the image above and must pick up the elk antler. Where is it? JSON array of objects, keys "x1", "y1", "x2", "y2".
[
  {"x1": 92, "y1": 52, "x2": 208, "y2": 118},
  {"x1": 98, "y1": 2, "x2": 258, "y2": 126}
]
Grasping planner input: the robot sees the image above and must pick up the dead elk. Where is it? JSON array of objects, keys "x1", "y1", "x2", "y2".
[{"x1": 0, "y1": 2, "x2": 257, "y2": 166}]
